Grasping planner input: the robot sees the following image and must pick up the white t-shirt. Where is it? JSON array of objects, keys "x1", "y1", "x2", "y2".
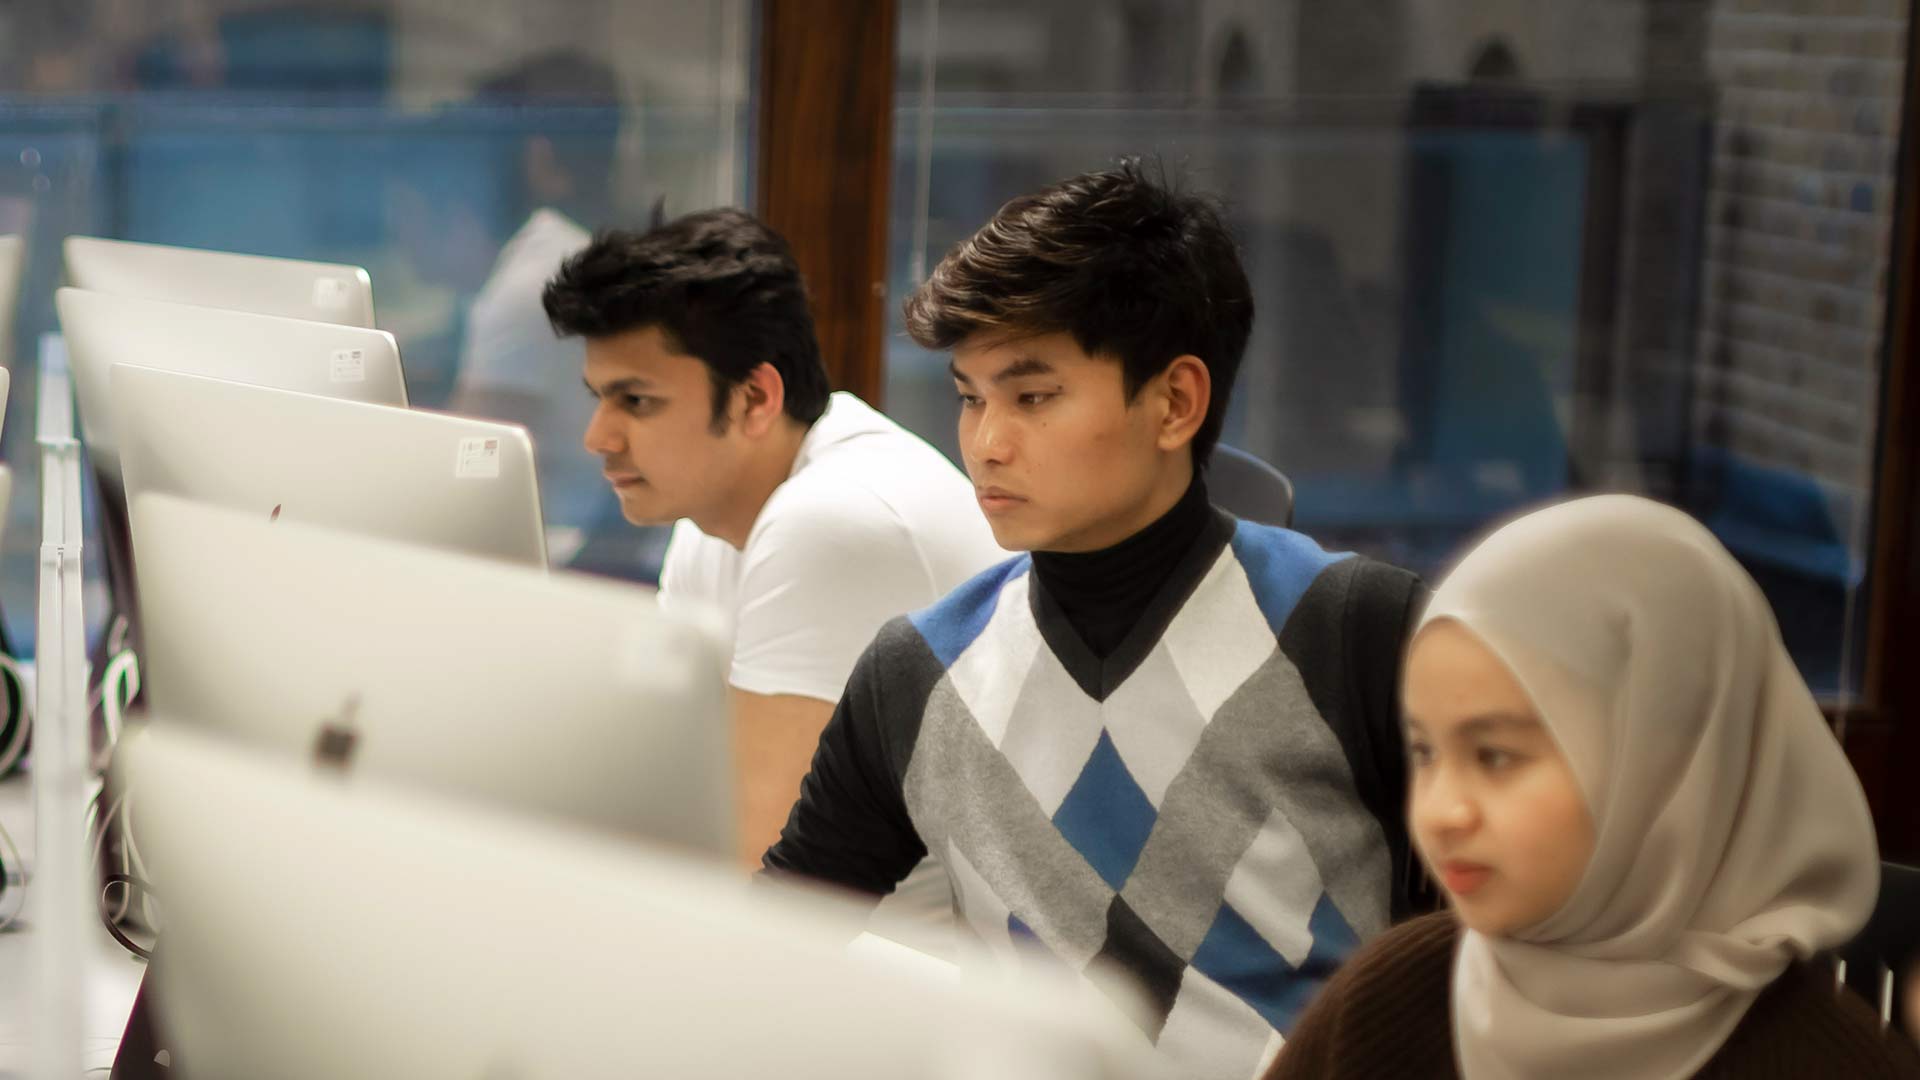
[
  {"x1": 660, "y1": 391, "x2": 1007, "y2": 702},
  {"x1": 661, "y1": 392, "x2": 1003, "y2": 948},
  {"x1": 454, "y1": 208, "x2": 602, "y2": 535}
]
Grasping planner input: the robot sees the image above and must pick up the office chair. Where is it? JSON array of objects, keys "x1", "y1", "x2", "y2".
[
  {"x1": 1209, "y1": 443, "x2": 1296, "y2": 529},
  {"x1": 1838, "y1": 860, "x2": 1920, "y2": 1037}
]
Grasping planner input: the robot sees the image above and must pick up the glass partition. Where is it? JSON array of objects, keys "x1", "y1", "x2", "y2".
[
  {"x1": 0, "y1": 1, "x2": 756, "y2": 653},
  {"x1": 889, "y1": 0, "x2": 1909, "y2": 697}
]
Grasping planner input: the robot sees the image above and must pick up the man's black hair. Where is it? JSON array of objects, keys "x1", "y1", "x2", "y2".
[
  {"x1": 544, "y1": 207, "x2": 830, "y2": 428},
  {"x1": 903, "y1": 158, "x2": 1252, "y2": 464}
]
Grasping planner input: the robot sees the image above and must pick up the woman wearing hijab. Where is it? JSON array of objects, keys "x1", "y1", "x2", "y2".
[{"x1": 1266, "y1": 495, "x2": 1920, "y2": 1079}]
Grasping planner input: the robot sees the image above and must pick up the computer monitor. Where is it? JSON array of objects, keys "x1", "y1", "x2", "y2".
[
  {"x1": 122, "y1": 726, "x2": 1150, "y2": 1080},
  {"x1": 57, "y1": 286, "x2": 407, "y2": 492},
  {"x1": 57, "y1": 286, "x2": 407, "y2": 663},
  {"x1": 114, "y1": 364, "x2": 546, "y2": 567},
  {"x1": 63, "y1": 235, "x2": 376, "y2": 327},
  {"x1": 0, "y1": 365, "x2": 13, "y2": 442},
  {"x1": 0, "y1": 235, "x2": 23, "y2": 371},
  {"x1": 127, "y1": 493, "x2": 732, "y2": 848}
]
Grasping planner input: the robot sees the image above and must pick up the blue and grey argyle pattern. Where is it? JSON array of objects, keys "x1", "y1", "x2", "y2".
[{"x1": 901, "y1": 523, "x2": 1394, "y2": 1080}]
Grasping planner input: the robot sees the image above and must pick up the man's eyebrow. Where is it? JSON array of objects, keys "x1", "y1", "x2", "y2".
[
  {"x1": 948, "y1": 355, "x2": 1058, "y2": 386},
  {"x1": 994, "y1": 355, "x2": 1056, "y2": 382},
  {"x1": 583, "y1": 376, "x2": 653, "y2": 396}
]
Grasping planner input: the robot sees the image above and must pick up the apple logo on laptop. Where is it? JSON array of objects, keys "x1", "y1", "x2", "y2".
[{"x1": 312, "y1": 694, "x2": 361, "y2": 771}]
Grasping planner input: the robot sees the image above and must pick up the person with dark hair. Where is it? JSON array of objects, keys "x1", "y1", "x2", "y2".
[
  {"x1": 763, "y1": 161, "x2": 1426, "y2": 1079},
  {"x1": 472, "y1": 50, "x2": 623, "y2": 228},
  {"x1": 431, "y1": 48, "x2": 629, "y2": 565},
  {"x1": 546, "y1": 208, "x2": 1005, "y2": 924}
]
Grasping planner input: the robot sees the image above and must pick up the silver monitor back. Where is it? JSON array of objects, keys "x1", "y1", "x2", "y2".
[
  {"x1": 63, "y1": 235, "x2": 376, "y2": 327},
  {"x1": 128, "y1": 494, "x2": 733, "y2": 849},
  {"x1": 57, "y1": 286, "x2": 406, "y2": 493},
  {"x1": 123, "y1": 726, "x2": 1151, "y2": 1080},
  {"x1": 114, "y1": 364, "x2": 546, "y2": 567},
  {"x1": 0, "y1": 235, "x2": 23, "y2": 371},
  {"x1": 0, "y1": 366, "x2": 13, "y2": 443}
]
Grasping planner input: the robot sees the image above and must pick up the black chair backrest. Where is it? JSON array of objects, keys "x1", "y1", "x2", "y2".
[{"x1": 1209, "y1": 444, "x2": 1295, "y2": 529}]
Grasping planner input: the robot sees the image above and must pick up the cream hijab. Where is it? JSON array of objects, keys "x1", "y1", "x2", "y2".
[{"x1": 1420, "y1": 495, "x2": 1880, "y2": 1080}]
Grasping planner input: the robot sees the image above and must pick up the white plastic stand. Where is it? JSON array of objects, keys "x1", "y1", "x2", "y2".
[{"x1": 33, "y1": 332, "x2": 89, "y2": 1080}]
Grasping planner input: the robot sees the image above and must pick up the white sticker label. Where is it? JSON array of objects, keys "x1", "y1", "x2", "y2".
[
  {"x1": 455, "y1": 436, "x2": 501, "y2": 479},
  {"x1": 329, "y1": 347, "x2": 366, "y2": 382},
  {"x1": 311, "y1": 277, "x2": 350, "y2": 310}
]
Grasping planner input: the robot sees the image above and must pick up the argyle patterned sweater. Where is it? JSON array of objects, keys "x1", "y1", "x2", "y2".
[{"x1": 766, "y1": 507, "x2": 1424, "y2": 1080}]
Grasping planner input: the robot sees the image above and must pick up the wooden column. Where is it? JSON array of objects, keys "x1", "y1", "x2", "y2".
[
  {"x1": 1858, "y1": 1, "x2": 1920, "y2": 863},
  {"x1": 755, "y1": 0, "x2": 898, "y2": 405}
]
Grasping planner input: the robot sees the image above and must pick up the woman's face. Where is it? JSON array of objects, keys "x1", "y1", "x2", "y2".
[{"x1": 1403, "y1": 621, "x2": 1596, "y2": 937}]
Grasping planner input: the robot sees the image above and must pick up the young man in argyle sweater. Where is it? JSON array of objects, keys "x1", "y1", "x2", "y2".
[{"x1": 764, "y1": 162, "x2": 1425, "y2": 1080}]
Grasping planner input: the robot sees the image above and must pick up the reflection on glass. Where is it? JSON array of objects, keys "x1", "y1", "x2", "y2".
[
  {"x1": 889, "y1": 0, "x2": 1908, "y2": 696},
  {"x1": 0, "y1": 2, "x2": 754, "y2": 653}
]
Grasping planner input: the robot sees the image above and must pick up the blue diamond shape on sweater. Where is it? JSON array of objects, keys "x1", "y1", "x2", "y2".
[
  {"x1": 1190, "y1": 893, "x2": 1360, "y2": 1034},
  {"x1": 1051, "y1": 729, "x2": 1158, "y2": 890}
]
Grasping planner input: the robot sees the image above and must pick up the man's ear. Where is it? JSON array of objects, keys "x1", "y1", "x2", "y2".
[
  {"x1": 734, "y1": 362, "x2": 789, "y2": 437},
  {"x1": 1155, "y1": 355, "x2": 1211, "y2": 453}
]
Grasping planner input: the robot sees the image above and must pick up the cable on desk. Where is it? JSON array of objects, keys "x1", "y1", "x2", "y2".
[
  {"x1": 0, "y1": 650, "x2": 34, "y2": 779},
  {"x1": 89, "y1": 780, "x2": 157, "y2": 960},
  {"x1": 98, "y1": 873, "x2": 154, "y2": 961},
  {"x1": 0, "y1": 813, "x2": 22, "y2": 932}
]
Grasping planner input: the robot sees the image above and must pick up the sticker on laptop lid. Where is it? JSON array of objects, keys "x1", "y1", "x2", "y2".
[
  {"x1": 456, "y1": 436, "x2": 502, "y2": 479},
  {"x1": 311, "y1": 276, "x2": 351, "y2": 310},
  {"x1": 329, "y1": 347, "x2": 366, "y2": 383}
]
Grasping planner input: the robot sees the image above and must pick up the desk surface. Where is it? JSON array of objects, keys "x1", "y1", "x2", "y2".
[{"x1": 0, "y1": 770, "x2": 147, "y2": 1078}]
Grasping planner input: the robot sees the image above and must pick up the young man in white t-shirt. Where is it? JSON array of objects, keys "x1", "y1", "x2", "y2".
[{"x1": 542, "y1": 208, "x2": 1006, "y2": 882}]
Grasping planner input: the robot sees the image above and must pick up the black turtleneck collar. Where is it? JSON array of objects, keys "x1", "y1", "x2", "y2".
[{"x1": 1031, "y1": 474, "x2": 1218, "y2": 663}]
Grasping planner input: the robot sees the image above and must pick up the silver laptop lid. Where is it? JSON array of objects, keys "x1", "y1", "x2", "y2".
[
  {"x1": 63, "y1": 235, "x2": 375, "y2": 327},
  {"x1": 128, "y1": 493, "x2": 731, "y2": 849},
  {"x1": 58, "y1": 286, "x2": 404, "y2": 489},
  {"x1": 123, "y1": 726, "x2": 1150, "y2": 1080},
  {"x1": 114, "y1": 363, "x2": 545, "y2": 567}
]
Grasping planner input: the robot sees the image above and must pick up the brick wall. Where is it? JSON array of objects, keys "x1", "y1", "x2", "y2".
[{"x1": 1694, "y1": 0, "x2": 1907, "y2": 499}]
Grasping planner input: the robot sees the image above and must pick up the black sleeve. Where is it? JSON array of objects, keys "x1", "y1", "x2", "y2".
[
  {"x1": 1279, "y1": 557, "x2": 1434, "y2": 922},
  {"x1": 1344, "y1": 560, "x2": 1438, "y2": 920},
  {"x1": 759, "y1": 629, "x2": 928, "y2": 898}
]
